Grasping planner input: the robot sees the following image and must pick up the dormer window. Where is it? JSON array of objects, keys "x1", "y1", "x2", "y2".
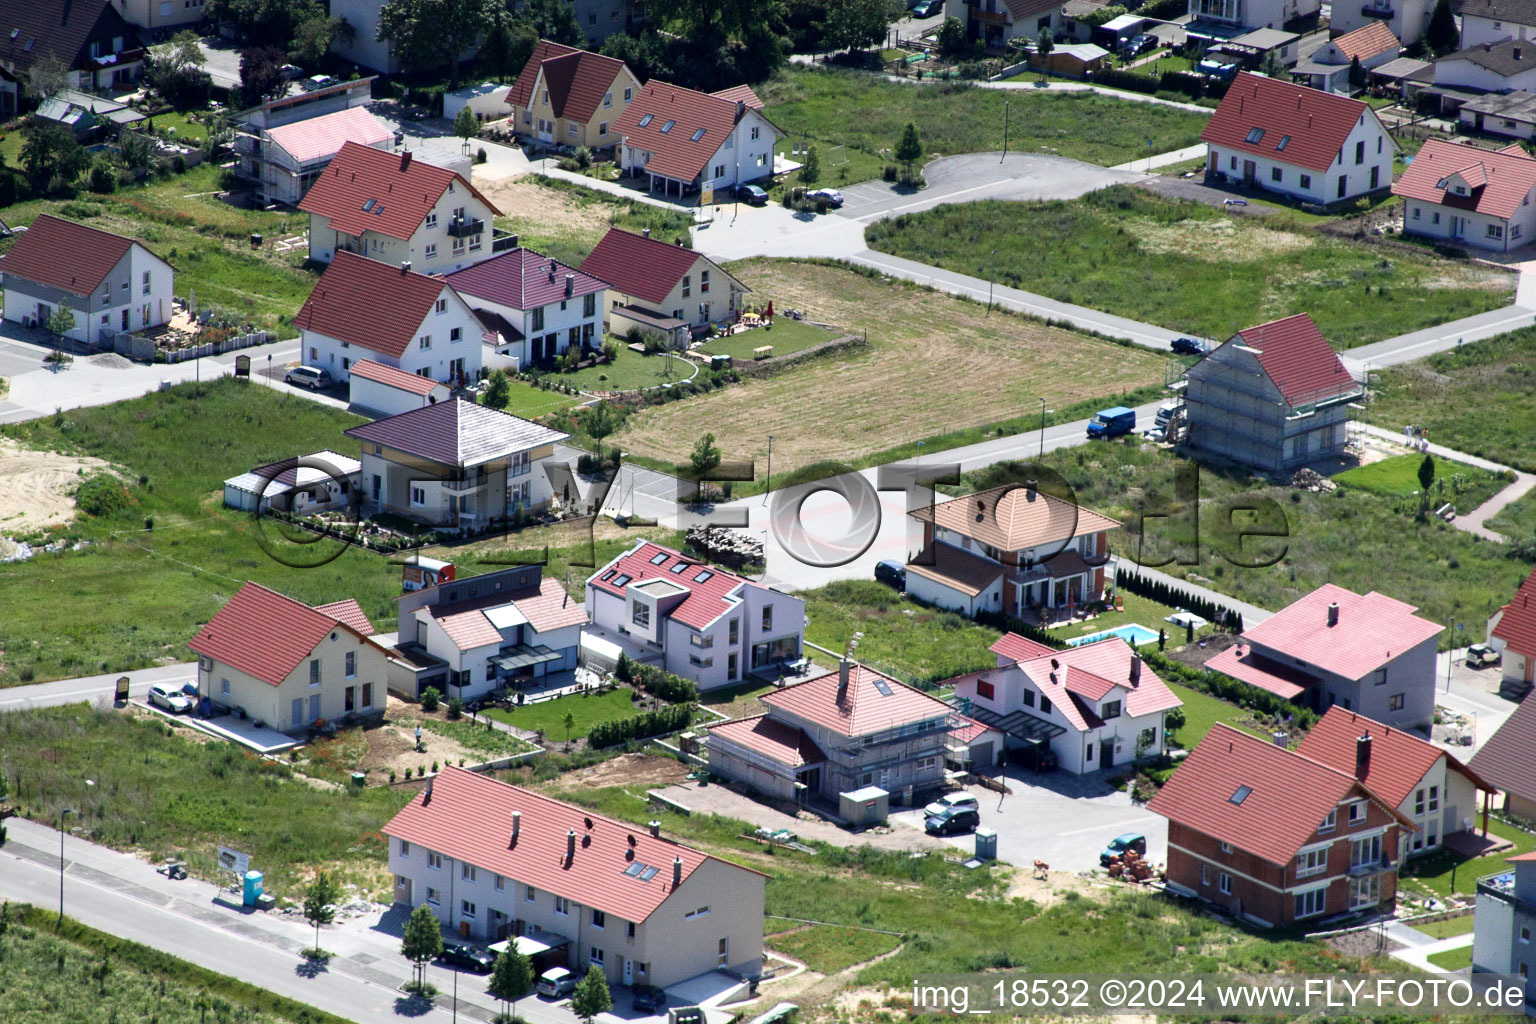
[{"x1": 1245, "y1": 127, "x2": 1265, "y2": 144}]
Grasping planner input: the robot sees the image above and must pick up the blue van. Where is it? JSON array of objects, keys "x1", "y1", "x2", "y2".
[{"x1": 1087, "y1": 406, "x2": 1136, "y2": 440}]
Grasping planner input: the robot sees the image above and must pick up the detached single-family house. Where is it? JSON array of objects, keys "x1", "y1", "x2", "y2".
[
  {"x1": 444, "y1": 248, "x2": 609, "y2": 369},
  {"x1": 1297, "y1": 707, "x2": 1496, "y2": 857},
  {"x1": 114, "y1": 0, "x2": 206, "y2": 34},
  {"x1": 580, "y1": 228, "x2": 748, "y2": 336},
  {"x1": 299, "y1": 144, "x2": 504, "y2": 271},
  {"x1": 584, "y1": 541, "x2": 805, "y2": 691},
  {"x1": 189, "y1": 581, "x2": 387, "y2": 732},
  {"x1": 385, "y1": 563, "x2": 586, "y2": 701},
  {"x1": 385, "y1": 767, "x2": 767, "y2": 988},
  {"x1": 1203, "y1": 72, "x2": 1397, "y2": 204},
  {"x1": 1393, "y1": 138, "x2": 1536, "y2": 252},
  {"x1": 0, "y1": 214, "x2": 173, "y2": 345},
  {"x1": 1329, "y1": 0, "x2": 1429, "y2": 46},
  {"x1": 347, "y1": 359, "x2": 452, "y2": 418},
  {"x1": 904, "y1": 479, "x2": 1120, "y2": 619},
  {"x1": 1487, "y1": 566, "x2": 1536, "y2": 699},
  {"x1": 1472, "y1": 850, "x2": 1536, "y2": 1011},
  {"x1": 1181, "y1": 312, "x2": 1363, "y2": 473},
  {"x1": 295, "y1": 251, "x2": 487, "y2": 385},
  {"x1": 1294, "y1": 22, "x2": 1401, "y2": 93},
  {"x1": 344, "y1": 398, "x2": 570, "y2": 528},
  {"x1": 946, "y1": 632, "x2": 1183, "y2": 774},
  {"x1": 505, "y1": 40, "x2": 641, "y2": 153},
  {"x1": 0, "y1": 0, "x2": 143, "y2": 101},
  {"x1": 1185, "y1": 0, "x2": 1322, "y2": 41},
  {"x1": 237, "y1": 106, "x2": 394, "y2": 207},
  {"x1": 222, "y1": 450, "x2": 361, "y2": 514},
  {"x1": 1206, "y1": 583, "x2": 1442, "y2": 732},
  {"x1": 1433, "y1": 38, "x2": 1536, "y2": 93},
  {"x1": 615, "y1": 80, "x2": 782, "y2": 196},
  {"x1": 1149, "y1": 723, "x2": 1415, "y2": 928},
  {"x1": 959, "y1": 0, "x2": 1068, "y2": 46},
  {"x1": 36, "y1": 88, "x2": 144, "y2": 140},
  {"x1": 707, "y1": 659, "x2": 966, "y2": 807},
  {"x1": 1470, "y1": 688, "x2": 1536, "y2": 821},
  {"x1": 1458, "y1": 0, "x2": 1536, "y2": 49}
]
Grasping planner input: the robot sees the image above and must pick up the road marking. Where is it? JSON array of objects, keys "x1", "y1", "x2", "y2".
[{"x1": 1057, "y1": 817, "x2": 1158, "y2": 838}]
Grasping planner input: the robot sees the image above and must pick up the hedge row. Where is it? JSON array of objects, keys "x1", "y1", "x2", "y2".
[
  {"x1": 1142, "y1": 648, "x2": 1317, "y2": 730},
  {"x1": 617, "y1": 658, "x2": 699, "y2": 705},
  {"x1": 1088, "y1": 67, "x2": 1229, "y2": 100},
  {"x1": 587, "y1": 705, "x2": 694, "y2": 748},
  {"x1": 1117, "y1": 567, "x2": 1245, "y2": 632}
]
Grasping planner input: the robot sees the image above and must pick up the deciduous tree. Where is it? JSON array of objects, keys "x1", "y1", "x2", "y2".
[
  {"x1": 894, "y1": 121, "x2": 922, "y2": 181},
  {"x1": 1425, "y1": 0, "x2": 1457, "y2": 54},
  {"x1": 817, "y1": 0, "x2": 900, "y2": 54},
  {"x1": 377, "y1": 0, "x2": 499, "y2": 88},
  {"x1": 238, "y1": 45, "x2": 287, "y2": 108},
  {"x1": 513, "y1": 0, "x2": 585, "y2": 46},
  {"x1": 488, "y1": 943, "x2": 534, "y2": 1022},
  {"x1": 302, "y1": 871, "x2": 339, "y2": 956},
  {"x1": 570, "y1": 964, "x2": 612, "y2": 1024},
  {"x1": 689, "y1": 432, "x2": 722, "y2": 481},
  {"x1": 400, "y1": 903, "x2": 443, "y2": 991},
  {"x1": 1417, "y1": 453, "x2": 1435, "y2": 492}
]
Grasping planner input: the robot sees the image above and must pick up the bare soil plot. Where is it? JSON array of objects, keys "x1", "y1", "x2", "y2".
[
  {"x1": 0, "y1": 437, "x2": 114, "y2": 536},
  {"x1": 614, "y1": 260, "x2": 1166, "y2": 476}
]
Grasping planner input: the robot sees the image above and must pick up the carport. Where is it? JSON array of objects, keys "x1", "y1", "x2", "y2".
[{"x1": 963, "y1": 706, "x2": 1066, "y2": 762}]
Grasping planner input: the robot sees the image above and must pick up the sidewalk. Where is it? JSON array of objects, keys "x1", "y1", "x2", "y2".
[{"x1": 1389, "y1": 931, "x2": 1474, "y2": 972}]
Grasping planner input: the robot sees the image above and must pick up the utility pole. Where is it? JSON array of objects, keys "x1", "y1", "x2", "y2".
[
  {"x1": 1002, "y1": 100, "x2": 1010, "y2": 159},
  {"x1": 987, "y1": 249, "x2": 997, "y2": 314},
  {"x1": 763, "y1": 434, "x2": 774, "y2": 505},
  {"x1": 58, "y1": 807, "x2": 75, "y2": 928},
  {"x1": 1038, "y1": 398, "x2": 1047, "y2": 459}
]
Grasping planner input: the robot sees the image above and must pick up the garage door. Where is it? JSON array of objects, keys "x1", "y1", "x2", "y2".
[{"x1": 971, "y1": 741, "x2": 994, "y2": 769}]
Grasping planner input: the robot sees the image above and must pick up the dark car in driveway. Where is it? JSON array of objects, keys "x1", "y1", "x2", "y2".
[
  {"x1": 925, "y1": 807, "x2": 981, "y2": 836},
  {"x1": 1012, "y1": 738, "x2": 1058, "y2": 773},
  {"x1": 438, "y1": 943, "x2": 496, "y2": 974},
  {"x1": 735, "y1": 183, "x2": 768, "y2": 206},
  {"x1": 875, "y1": 559, "x2": 907, "y2": 591},
  {"x1": 633, "y1": 984, "x2": 667, "y2": 1012}
]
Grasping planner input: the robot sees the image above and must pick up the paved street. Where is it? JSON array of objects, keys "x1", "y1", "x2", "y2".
[{"x1": 0, "y1": 662, "x2": 195, "y2": 713}]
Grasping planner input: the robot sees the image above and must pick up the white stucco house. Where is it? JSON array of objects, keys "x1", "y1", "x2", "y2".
[
  {"x1": 1394, "y1": 138, "x2": 1536, "y2": 252},
  {"x1": 579, "y1": 227, "x2": 749, "y2": 335},
  {"x1": 444, "y1": 248, "x2": 609, "y2": 369},
  {"x1": 614, "y1": 81, "x2": 782, "y2": 196}
]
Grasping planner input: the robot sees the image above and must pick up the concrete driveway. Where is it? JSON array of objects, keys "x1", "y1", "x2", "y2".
[{"x1": 889, "y1": 767, "x2": 1167, "y2": 873}]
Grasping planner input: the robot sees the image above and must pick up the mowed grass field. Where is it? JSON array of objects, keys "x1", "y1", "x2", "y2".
[
  {"x1": 613, "y1": 259, "x2": 1167, "y2": 480},
  {"x1": 0, "y1": 165, "x2": 318, "y2": 330},
  {"x1": 865, "y1": 187, "x2": 1514, "y2": 347},
  {"x1": 1365, "y1": 326, "x2": 1536, "y2": 472},
  {"x1": 759, "y1": 68, "x2": 1211, "y2": 181}
]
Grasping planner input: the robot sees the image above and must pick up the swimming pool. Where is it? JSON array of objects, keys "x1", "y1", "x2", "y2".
[{"x1": 1066, "y1": 623, "x2": 1160, "y2": 648}]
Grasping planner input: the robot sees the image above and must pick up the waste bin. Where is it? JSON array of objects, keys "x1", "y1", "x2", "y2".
[{"x1": 243, "y1": 870, "x2": 263, "y2": 907}]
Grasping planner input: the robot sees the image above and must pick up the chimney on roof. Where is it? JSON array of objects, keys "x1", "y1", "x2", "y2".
[
  {"x1": 1327, "y1": 601, "x2": 1340, "y2": 627},
  {"x1": 1355, "y1": 732, "x2": 1372, "y2": 778},
  {"x1": 1517, "y1": 45, "x2": 1524, "y2": 59},
  {"x1": 400, "y1": 150, "x2": 412, "y2": 172},
  {"x1": 423, "y1": 776, "x2": 433, "y2": 803},
  {"x1": 837, "y1": 659, "x2": 850, "y2": 700},
  {"x1": 672, "y1": 856, "x2": 683, "y2": 889},
  {"x1": 1025, "y1": 478, "x2": 1037, "y2": 498},
  {"x1": 566, "y1": 828, "x2": 576, "y2": 863},
  {"x1": 1130, "y1": 653, "x2": 1142, "y2": 686},
  {"x1": 648, "y1": 820, "x2": 661, "y2": 838},
  {"x1": 735, "y1": 99, "x2": 745, "y2": 123},
  {"x1": 565, "y1": 273, "x2": 574, "y2": 297},
  {"x1": 401, "y1": 261, "x2": 412, "y2": 275},
  {"x1": 549, "y1": 258, "x2": 557, "y2": 281},
  {"x1": 512, "y1": 810, "x2": 521, "y2": 842},
  {"x1": 1486, "y1": 42, "x2": 1493, "y2": 51}
]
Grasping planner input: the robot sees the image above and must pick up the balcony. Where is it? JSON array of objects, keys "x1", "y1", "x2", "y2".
[
  {"x1": 1361, "y1": 3, "x2": 1394, "y2": 16},
  {"x1": 491, "y1": 228, "x2": 520, "y2": 254},
  {"x1": 442, "y1": 473, "x2": 487, "y2": 492},
  {"x1": 1479, "y1": 871, "x2": 1536, "y2": 914},
  {"x1": 446, "y1": 216, "x2": 485, "y2": 239},
  {"x1": 1348, "y1": 856, "x2": 1393, "y2": 877}
]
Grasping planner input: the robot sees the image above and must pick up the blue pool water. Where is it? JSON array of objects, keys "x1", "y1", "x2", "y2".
[{"x1": 1066, "y1": 623, "x2": 1160, "y2": 648}]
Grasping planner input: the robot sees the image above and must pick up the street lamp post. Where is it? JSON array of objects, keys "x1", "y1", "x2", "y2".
[
  {"x1": 987, "y1": 249, "x2": 997, "y2": 314},
  {"x1": 1038, "y1": 398, "x2": 1047, "y2": 459},
  {"x1": 763, "y1": 434, "x2": 774, "y2": 505},
  {"x1": 58, "y1": 807, "x2": 76, "y2": 928}
]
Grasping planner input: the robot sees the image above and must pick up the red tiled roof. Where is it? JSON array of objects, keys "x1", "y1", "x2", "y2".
[
  {"x1": 507, "y1": 39, "x2": 581, "y2": 110},
  {"x1": 1491, "y1": 566, "x2": 1536, "y2": 656},
  {"x1": 1204, "y1": 644, "x2": 1317, "y2": 700},
  {"x1": 707, "y1": 715, "x2": 824, "y2": 767},
  {"x1": 990, "y1": 632, "x2": 1059, "y2": 664},
  {"x1": 910, "y1": 483, "x2": 1120, "y2": 554},
  {"x1": 1232, "y1": 313, "x2": 1358, "y2": 407},
  {"x1": 1393, "y1": 138, "x2": 1536, "y2": 222},
  {"x1": 1510, "y1": 851, "x2": 1536, "y2": 862},
  {"x1": 1296, "y1": 706, "x2": 1493, "y2": 808},
  {"x1": 1016, "y1": 638, "x2": 1183, "y2": 724},
  {"x1": 445, "y1": 248, "x2": 609, "y2": 312},
  {"x1": 951, "y1": 714, "x2": 997, "y2": 745},
  {"x1": 710, "y1": 84, "x2": 763, "y2": 110},
  {"x1": 587, "y1": 541, "x2": 766, "y2": 631},
  {"x1": 187, "y1": 582, "x2": 368, "y2": 687},
  {"x1": 382, "y1": 766, "x2": 765, "y2": 923},
  {"x1": 614, "y1": 80, "x2": 748, "y2": 183},
  {"x1": 1, "y1": 214, "x2": 150, "y2": 296},
  {"x1": 295, "y1": 251, "x2": 453, "y2": 358},
  {"x1": 431, "y1": 604, "x2": 504, "y2": 651},
  {"x1": 299, "y1": 143, "x2": 499, "y2": 241},
  {"x1": 579, "y1": 227, "x2": 718, "y2": 307},
  {"x1": 348, "y1": 358, "x2": 444, "y2": 396},
  {"x1": 1240, "y1": 584, "x2": 1443, "y2": 681},
  {"x1": 1148, "y1": 724, "x2": 1413, "y2": 865},
  {"x1": 1470, "y1": 693, "x2": 1536, "y2": 804},
  {"x1": 265, "y1": 107, "x2": 393, "y2": 165},
  {"x1": 905, "y1": 542, "x2": 1002, "y2": 597},
  {"x1": 314, "y1": 599, "x2": 376, "y2": 636},
  {"x1": 419, "y1": 576, "x2": 586, "y2": 651},
  {"x1": 515, "y1": 576, "x2": 590, "y2": 633},
  {"x1": 761, "y1": 664, "x2": 954, "y2": 738},
  {"x1": 538, "y1": 49, "x2": 631, "y2": 123},
  {"x1": 1332, "y1": 22, "x2": 1399, "y2": 61},
  {"x1": 1202, "y1": 72, "x2": 1378, "y2": 174}
]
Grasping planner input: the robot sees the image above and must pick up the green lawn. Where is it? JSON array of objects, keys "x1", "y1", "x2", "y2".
[
  {"x1": 698, "y1": 318, "x2": 840, "y2": 361},
  {"x1": 544, "y1": 343, "x2": 695, "y2": 392},
  {"x1": 1163, "y1": 681, "x2": 1261, "y2": 749},
  {"x1": 420, "y1": 716, "x2": 539, "y2": 756},
  {"x1": 1365, "y1": 326, "x2": 1536, "y2": 473},
  {"x1": 0, "y1": 165, "x2": 318, "y2": 330},
  {"x1": 497, "y1": 378, "x2": 583, "y2": 418},
  {"x1": 1410, "y1": 914, "x2": 1477, "y2": 940},
  {"x1": 865, "y1": 187, "x2": 1514, "y2": 347},
  {"x1": 1487, "y1": 488, "x2": 1536, "y2": 542},
  {"x1": 144, "y1": 109, "x2": 208, "y2": 145},
  {"x1": 1333, "y1": 454, "x2": 1506, "y2": 511},
  {"x1": 0, "y1": 906, "x2": 353, "y2": 1024},
  {"x1": 0, "y1": 705, "x2": 411, "y2": 898},
  {"x1": 1050, "y1": 592, "x2": 1217, "y2": 645},
  {"x1": 1401, "y1": 817, "x2": 1536, "y2": 897},
  {"x1": 482, "y1": 687, "x2": 641, "y2": 740},
  {"x1": 759, "y1": 67, "x2": 1212, "y2": 179},
  {"x1": 1427, "y1": 945, "x2": 1474, "y2": 971},
  {"x1": 764, "y1": 924, "x2": 904, "y2": 973}
]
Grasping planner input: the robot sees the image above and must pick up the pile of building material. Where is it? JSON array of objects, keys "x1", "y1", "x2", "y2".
[{"x1": 685, "y1": 524, "x2": 764, "y2": 570}]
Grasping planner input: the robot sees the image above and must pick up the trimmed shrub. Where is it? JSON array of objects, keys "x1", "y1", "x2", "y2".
[
  {"x1": 586, "y1": 705, "x2": 693, "y2": 748},
  {"x1": 420, "y1": 687, "x2": 441, "y2": 712},
  {"x1": 630, "y1": 664, "x2": 698, "y2": 704}
]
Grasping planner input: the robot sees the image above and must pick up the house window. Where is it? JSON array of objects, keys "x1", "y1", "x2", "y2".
[
  {"x1": 1201, "y1": 863, "x2": 1209, "y2": 886},
  {"x1": 1433, "y1": 212, "x2": 1441, "y2": 224},
  {"x1": 309, "y1": 660, "x2": 321, "y2": 686},
  {"x1": 1351, "y1": 834, "x2": 1382, "y2": 869},
  {"x1": 1039, "y1": 696, "x2": 1052, "y2": 714},
  {"x1": 1490, "y1": 224, "x2": 1506, "y2": 239},
  {"x1": 363, "y1": 683, "x2": 372, "y2": 708},
  {"x1": 718, "y1": 937, "x2": 728, "y2": 966},
  {"x1": 701, "y1": 269, "x2": 710, "y2": 293},
  {"x1": 220, "y1": 678, "x2": 230, "y2": 696},
  {"x1": 627, "y1": 922, "x2": 636, "y2": 939},
  {"x1": 1428, "y1": 786, "x2": 1438, "y2": 811},
  {"x1": 399, "y1": 840, "x2": 410, "y2": 857},
  {"x1": 1294, "y1": 886, "x2": 1327, "y2": 919},
  {"x1": 1245, "y1": 127, "x2": 1264, "y2": 143},
  {"x1": 1220, "y1": 841, "x2": 1232, "y2": 854},
  {"x1": 1296, "y1": 847, "x2": 1327, "y2": 878},
  {"x1": 638, "y1": 113, "x2": 653, "y2": 127},
  {"x1": 1388, "y1": 693, "x2": 1404, "y2": 711},
  {"x1": 599, "y1": 122, "x2": 608, "y2": 136},
  {"x1": 1271, "y1": 167, "x2": 1282, "y2": 183},
  {"x1": 555, "y1": 896, "x2": 570, "y2": 915},
  {"x1": 590, "y1": 946, "x2": 605, "y2": 966},
  {"x1": 1101, "y1": 700, "x2": 1122, "y2": 720},
  {"x1": 460, "y1": 900, "x2": 476, "y2": 918},
  {"x1": 1521, "y1": 926, "x2": 1531, "y2": 943},
  {"x1": 682, "y1": 275, "x2": 691, "y2": 298},
  {"x1": 142, "y1": 271, "x2": 151, "y2": 296},
  {"x1": 426, "y1": 887, "x2": 441, "y2": 905},
  {"x1": 490, "y1": 875, "x2": 503, "y2": 892},
  {"x1": 1139, "y1": 727, "x2": 1156, "y2": 749},
  {"x1": 977, "y1": 680, "x2": 995, "y2": 700},
  {"x1": 419, "y1": 335, "x2": 431, "y2": 350},
  {"x1": 526, "y1": 885, "x2": 536, "y2": 902},
  {"x1": 592, "y1": 909, "x2": 605, "y2": 928},
  {"x1": 1300, "y1": 174, "x2": 1311, "y2": 189},
  {"x1": 345, "y1": 652, "x2": 356, "y2": 678},
  {"x1": 1412, "y1": 206, "x2": 1420, "y2": 220},
  {"x1": 569, "y1": 122, "x2": 579, "y2": 139},
  {"x1": 714, "y1": 163, "x2": 725, "y2": 179},
  {"x1": 411, "y1": 487, "x2": 426, "y2": 507},
  {"x1": 918, "y1": 756, "x2": 937, "y2": 770},
  {"x1": 453, "y1": 237, "x2": 465, "y2": 255},
  {"x1": 762, "y1": 607, "x2": 773, "y2": 631},
  {"x1": 1348, "y1": 801, "x2": 1366, "y2": 826},
  {"x1": 450, "y1": 327, "x2": 462, "y2": 342},
  {"x1": 660, "y1": 119, "x2": 675, "y2": 133},
  {"x1": 428, "y1": 852, "x2": 443, "y2": 870},
  {"x1": 604, "y1": 91, "x2": 613, "y2": 107},
  {"x1": 462, "y1": 864, "x2": 476, "y2": 882},
  {"x1": 1218, "y1": 872, "x2": 1231, "y2": 895},
  {"x1": 532, "y1": 307, "x2": 545, "y2": 331},
  {"x1": 425, "y1": 243, "x2": 438, "y2": 259},
  {"x1": 685, "y1": 906, "x2": 710, "y2": 920},
  {"x1": 1355, "y1": 141, "x2": 1365, "y2": 164},
  {"x1": 632, "y1": 601, "x2": 650, "y2": 628},
  {"x1": 689, "y1": 655, "x2": 713, "y2": 668},
  {"x1": 750, "y1": 126, "x2": 760, "y2": 140},
  {"x1": 426, "y1": 213, "x2": 438, "y2": 228},
  {"x1": 624, "y1": 87, "x2": 633, "y2": 101},
  {"x1": 1085, "y1": 744, "x2": 1093, "y2": 762},
  {"x1": 584, "y1": 293, "x2": 596, "y2": 317},
  {"x1": 729, "y1": 619, "x2": 740, "y2": 643},
  {"x1": 1415, "y1": 788, "x2": 1425, "y2": 815},
  {"x1": 1023, "y1": 689, "x2": 1035, "y2": 707}
]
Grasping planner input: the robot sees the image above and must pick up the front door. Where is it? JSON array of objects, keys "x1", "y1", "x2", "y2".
[
  {"x1": 121, "y1": 308, "x2": 129, "y2": 330},
  {"x1": 291, "y1": 698, "x2": 304, "y2": 728},
  {"x1": 394, "y1": 876, "x2": 412, "y2": 904},
  {"x1": 623, "y1": 958, "x2": 634, "y2": 985},
  {"x1": 1242, "y1": 160, "x2": 1256, "y2": 185},
  {"x1": 728, "y1": 653, "x2": 738, "y2": 681},
  {"x1": 449, "y1": 357, "x2": 465, "y2": 382},
  {"x1": 309, "y1": 694, "x2": 321, "y2": 724},
  {"x1": 1100, "y1": 740, "x2": 1113, "y2": 769}
]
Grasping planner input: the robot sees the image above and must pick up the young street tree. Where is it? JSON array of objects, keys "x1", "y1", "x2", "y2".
[
  {"x1": 453, "y1": 105, "x2": 479, "y2": 152},
  {"x1": 377, "y1": 0, "x2": 498, "y2": 89},
  {"x1": 584, "y1": 400, "x2": 620, "y2": 447},
  {"x1": 46, "y1": 306, "x2": 76, "y2": 344},
  {"x1": 483, "y1": 368, "x2": 511, "y2": 409},
  {"x1": 689, "y1": 432, "x2": 722, "y2": 481},
  {"x1": 570, "y1": 964, "x2": 613, "y2": 1024},
  {"x1": 799, "y1": 145, "x2": 820, "y2": 186},
  {"x1": 1036, "y1": 29, "x2": 1054, "y2": 79},
  {"x1": 894, "y1": 121, "x2": 922, "y2": 183},
  {"x1": 302, "y1": 872, "x2": 340, "y2": 956},
  {"x1": 400, "y1": 903, "x2": 443, "y2": 992},
  {"x1": 488, "y1": 943, "x2": 534, "y2": 1023}
]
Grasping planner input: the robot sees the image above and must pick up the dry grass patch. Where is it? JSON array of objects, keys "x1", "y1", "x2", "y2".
[
  {"x1": 0, "y1": 436, "x2": 115, "y2": 535},
  {"x1": 614, "y1": 260, "x2": 1165, "y2": 476},
  {"x1": 477, "y1": 176, "x2": 620, "y2": 240},
  {"x1": 1135, "y1": 217, "x2": 1314, "y2": 260}
]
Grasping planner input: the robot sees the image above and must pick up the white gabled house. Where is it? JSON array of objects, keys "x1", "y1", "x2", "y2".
[
  {"x1": 614, "y1": 81, "x2": 782, "y2": 196},
  {"x1": 1202, "y1": 72, "x2": 1397, "y2": 205},
  {"x1": 1394, "y1": 138, "x2": 1536, "y2": 252},
  {"x1": 444, "y1": 247, "x2": 610, "y2": 370}
]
